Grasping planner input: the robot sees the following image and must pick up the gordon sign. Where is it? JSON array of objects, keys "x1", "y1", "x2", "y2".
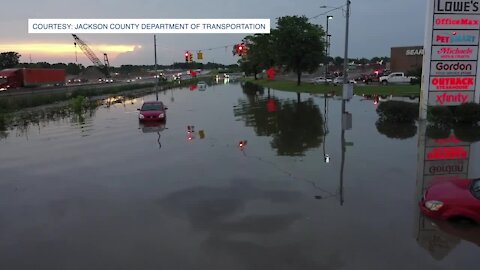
[{"x1": 430, "y1": 61, "x2": 477, "y2": 75}]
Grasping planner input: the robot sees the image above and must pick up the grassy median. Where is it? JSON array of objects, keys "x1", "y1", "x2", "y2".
[{"x1": 243, "y1": 79, "x2": 421, "y2": 96}]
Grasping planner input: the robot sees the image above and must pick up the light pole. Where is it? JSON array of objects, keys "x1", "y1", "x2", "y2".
[
  {"x1": 342, "y1": 0, "x2": 351, "y2": 85},
  {"x1": 325, "y1": 15, "x2": 333, "y2": 80}
]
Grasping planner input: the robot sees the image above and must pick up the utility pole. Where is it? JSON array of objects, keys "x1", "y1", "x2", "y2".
[
  {"x1": 342, "y1": 0, "x2": 351, "y2": 85},
  {"x1": 154, "y1": 35, "x2": 159, "y2": 101}
]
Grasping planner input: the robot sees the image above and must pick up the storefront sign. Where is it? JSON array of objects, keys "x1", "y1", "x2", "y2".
[
  {"x1": 430, "y1": 76, "x2": 476, "y2": 91},
  {"x1": 430, "y1": 61, "x2": 477, "y2": 75},
  {"x1": 433, "y1": 30, "x2": 479, "y2": 45},
  {"x1": 434, "y1": 14, "x2": 480, "y2": 29},
  {"x1": 421, "y1": 0, "x2": 480, "y2": 119},
  {"x1": 432, "y1": 46, "x2": 478, "y2": 60},
  {"x1": 435, "y1": 0, "x2": 480, "y2": 14},
  {"x1": 428, "y1": 91, "x2": 475, "y2": 105},
  {"x1": 406, "y1": 49, "x2": 424, "y2": 56},
  {"x1": 424, "y1": 159, "x2": 469, "y2": 175},
  {"x1": 426, "y1": 146, "x2": 470, "y2": 160},
  {"x1": 426, "y1": 134, "x2": 471, "y2": 146}
]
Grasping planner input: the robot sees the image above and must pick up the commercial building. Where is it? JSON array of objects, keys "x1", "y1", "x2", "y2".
[{"x1": 390, "y1": 46, "x2": 424, "y2": 73}]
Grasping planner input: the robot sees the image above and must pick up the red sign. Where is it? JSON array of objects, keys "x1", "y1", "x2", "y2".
[
  {"x1": 266, "y1": 67, "x2": 276, "y2": 80},
  {"x1": 436, "y1": 18, "x2": 480, "y2": 26},
  {"x1": 431, "y1": 77, "x2": 475, "y2": 90},
  {"x1": 266, "y1": 98, "x2": 277, "y2": 112},
  {"x1": 433, "y1": 46, "x2": 478, "y2": 60},
  {"x1": 426, "y1": 147, "x2": 469, "y2": 161},
  {"x1": 434, "y1": 135, "x2": 462, "y2": 144},
  {"x1": 429, "y1": 91, "x2": 474, "y2": 105}
]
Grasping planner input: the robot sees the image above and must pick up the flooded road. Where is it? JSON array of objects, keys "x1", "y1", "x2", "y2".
[{"x1": 0, "y1": 82, "x2": 478, "y2": 269}]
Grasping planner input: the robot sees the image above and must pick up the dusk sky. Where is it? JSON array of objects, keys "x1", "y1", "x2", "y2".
[{"x1": 0, "y1": 0, "x2": 426, "y2": 66}]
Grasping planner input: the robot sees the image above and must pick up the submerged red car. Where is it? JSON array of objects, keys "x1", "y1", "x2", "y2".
[
  {"x1": 138, "y1": 101, "x2": 167, "y2": 121},
  {"x1": 420, "y1": 178, "x2": 480, "y2": 223}
]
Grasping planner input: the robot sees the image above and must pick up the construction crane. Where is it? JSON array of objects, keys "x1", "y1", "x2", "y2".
[{"x1": 72, "y1": 34, "x2": 110, "y2": 78}]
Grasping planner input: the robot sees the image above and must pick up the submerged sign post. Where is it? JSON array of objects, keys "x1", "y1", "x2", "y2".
[{"x1": 420, "y1": 0, "x2": 480, "y2": 119}]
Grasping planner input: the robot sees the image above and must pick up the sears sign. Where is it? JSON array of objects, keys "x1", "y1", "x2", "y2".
[{"x1": 430, "y1": 61, "x2": 477, "y2": 75}]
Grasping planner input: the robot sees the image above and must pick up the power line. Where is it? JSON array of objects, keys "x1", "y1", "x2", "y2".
[{"x1": 183, "y1": 6, "x2": 347, "y2": 53}]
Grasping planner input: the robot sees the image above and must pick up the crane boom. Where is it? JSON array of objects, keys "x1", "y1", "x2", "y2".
[{"x1": 72, "y1": 34, "x2": 110, "y2": 77}]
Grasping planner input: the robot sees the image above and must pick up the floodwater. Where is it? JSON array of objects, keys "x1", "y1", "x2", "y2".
[{"x1": 0, "y1": 82, "x2": 479, "y2": 270}]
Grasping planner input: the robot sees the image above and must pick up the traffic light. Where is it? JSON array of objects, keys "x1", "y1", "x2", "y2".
[
  {"x1": 238, "y1": 44, "x2": 244, "y2": 55},
  {"x1": 189, "y1": 52, "x2": 193, "y2": 62},
  {"x1": 197, "y1": 51, "x2": 203, "y2": 60},
  {"x1": 184, "y1": 51, "x2": 189, "y2": 62}
]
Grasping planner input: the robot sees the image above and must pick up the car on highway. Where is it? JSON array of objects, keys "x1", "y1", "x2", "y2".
[
  {"x1": 310, "y1": 77, "x2": 333, "y2": 84},
  {"x1": 138, "y1": 101, "x2": 167, "y2": 122},
  {"x1": 332, "y1": 77, "x2": 357, "y2": 86},
  {"x1": 420, "y1": 178, "x2": 480, "y2": 224}
]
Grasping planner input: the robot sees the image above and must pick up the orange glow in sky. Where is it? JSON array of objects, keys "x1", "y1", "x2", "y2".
[{"x1": 0, "y1": 43, "x2": 139, "y2": 56}]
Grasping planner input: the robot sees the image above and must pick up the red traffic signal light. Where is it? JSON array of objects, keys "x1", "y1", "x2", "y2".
[{"x1": 185, "y1": 51, "x2": 189, "y2": 62}]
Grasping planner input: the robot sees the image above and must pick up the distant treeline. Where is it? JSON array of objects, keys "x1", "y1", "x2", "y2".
[{"x1": 14, "y1": 61, "x2": 240, "y2": 75}]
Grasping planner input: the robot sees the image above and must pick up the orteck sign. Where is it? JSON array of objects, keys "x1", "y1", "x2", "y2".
[{"x1": 420, "y1": 0, "x2": 480, "y2": 118}]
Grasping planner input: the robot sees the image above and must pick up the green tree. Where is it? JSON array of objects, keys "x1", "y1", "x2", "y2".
[
  {"x1": 333, "y1": 56, "x2": 343, "y2": 66},
  {"x1": 240, "y1": 34, "x2": 275, "y2": 79},
  {"x1": 0, "y1": 52, "x2": 21, "y2": 69},
  {"x1": 66, "y1": 63, "x2": 85, "y2": 75},
  {"x1": 273, "y1": 16, "x2": 325, "y2": 85}
]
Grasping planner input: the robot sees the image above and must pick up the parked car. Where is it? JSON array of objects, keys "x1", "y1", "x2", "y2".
[
  {"x1": 420, "y1": 178, "x2": 480, "y2": 223},
  {"x1": 333, "y1": 77, "x2": 357, "y2": 85},
  {"x1": 138, "y1": 101, "x2": 167, "y2": 122},
  {"x1": 310, "y1": 77, "x2": 333, "y2": 84},
  {"x1": 357, "y1": 74, "x2": 380, "y2": 84},
  {"x1": 379, "y1": 72, "x2": 416, "y2": 85}
]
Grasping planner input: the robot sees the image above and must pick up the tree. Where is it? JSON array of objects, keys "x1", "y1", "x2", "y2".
[
  {"x1": 0, "y1": 52, "x2": 21, "y2": 70},
  {"x1": 334, "y1": 56, "x2": 344, "y2": 66},
  {"x1": 273, "y1": 16, "x2": 325, "y2": 85},
  {"x1": 240, "y1": 34, "x2": 276, "y2": 79}
]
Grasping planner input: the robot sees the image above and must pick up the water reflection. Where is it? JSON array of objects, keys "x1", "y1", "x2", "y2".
[
  {"x1": 0, "y1": 95, "x2": 140, "y2": 141},
  {"x1": 416, "y1": 121, "x2": 480, "y2": 260},
  {"x1": 234, "y1": 83, "x2": 324, "y2": 156},
  {"x1": 157, "y1": 179, "x2": 337, "y2": 269},
  {"x1": 375, "y1": 100, "x2": 419, "y2": 140},
  {"x1": 139, "y1": 121, "x2": 166, "y2": 149}
]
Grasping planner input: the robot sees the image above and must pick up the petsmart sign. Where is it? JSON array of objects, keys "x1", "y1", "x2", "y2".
[{"x1": 420, "y1": 0, "x2": 480, "y2": 119}]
